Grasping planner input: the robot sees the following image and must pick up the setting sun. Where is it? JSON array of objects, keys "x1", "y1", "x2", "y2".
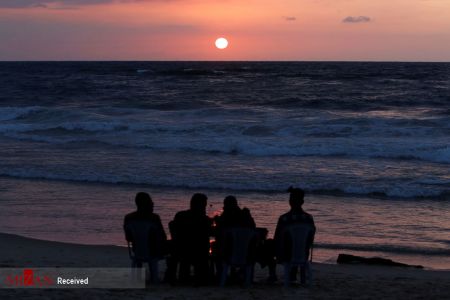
[{"x1": 215, "y1": 37, "x2": 228, "y2": 50}]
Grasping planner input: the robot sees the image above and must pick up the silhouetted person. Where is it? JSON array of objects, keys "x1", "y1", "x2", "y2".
[
  {"x1": 213, "y1": 196, "x2": 256, "y2": 283},
  {"x1": 215, "y1": 196, "x2": 256, "y2": 231},
  {"x1": 123, "y1": 192, "x2": 167, "y2": 282},
  {"x1": 274, "y1": 187, "x2": 315, "y2": 284},
  {"x1": 163, "y1": 220, "x2": 178, "y2": 285},
  {"x1": 170, "y1": 193, "x2": 212, "y2": 285},
  {"x1": 254, "y1": 228, "x2": 278, "y2": 283}
]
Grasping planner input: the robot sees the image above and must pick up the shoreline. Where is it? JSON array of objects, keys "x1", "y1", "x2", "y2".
[
  {"x1": 0, "y1": 232, "x2": 449, "y2": 299},
  {"x1": 1, "y1": 173, "x2": 448, "y2": 202},
  {"x1": 1, "y1": 175, "x2": 449, "y2": 270},
  {"x1": 2, "y1": 231, "x2": 447, "y2": 271}
]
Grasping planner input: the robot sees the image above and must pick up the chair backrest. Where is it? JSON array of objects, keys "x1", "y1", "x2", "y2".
[
  {"x1": 283, "y1": 224, "x2": 314, "y2": 265},
  {"x1": 223, "y1": 227, "x2": 258, "y2": 266},
  {"x1": 125, "y1": 220, "x2": 161, "y2": 261}
]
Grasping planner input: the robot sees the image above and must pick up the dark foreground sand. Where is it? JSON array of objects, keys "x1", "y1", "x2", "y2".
[{"x1": 0, "y1": 232, "x2": 449, "y2": 300}]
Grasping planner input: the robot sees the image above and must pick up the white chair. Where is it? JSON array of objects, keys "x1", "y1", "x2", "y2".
[
  {"x1": 125, "y1": 220, "x2": 164, "y2": 284},
  {"x1": 281, "y1": 224, "x2": 314, "y2": 287},
  {"x1": 219, "y1": 227, "x2": 258, "y2": 287}
]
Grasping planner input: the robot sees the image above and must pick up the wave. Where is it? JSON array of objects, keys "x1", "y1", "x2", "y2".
[
  {"x1": 0, "y1": 106, "x2": 42, "y2": 121},
  {"x1": 315, "y1": 242, "x2": 450, "y2": 256},
  {"x1": 0, "y1": 171, "x2": 448, "y2": 200},
  {"x1": 0, "y1": 122, "x2": 128, "y2": 134},
  {"x1": 3, "y1": 130, "x2": 450, "y2": 164},
  {"x1": 1, "y1": 106, "x2": 450, "y2": 165}
]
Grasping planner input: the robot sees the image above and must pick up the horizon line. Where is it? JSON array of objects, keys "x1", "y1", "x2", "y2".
[{"x1": 1, "y1": 60, "x2": 450, "y2": 63}]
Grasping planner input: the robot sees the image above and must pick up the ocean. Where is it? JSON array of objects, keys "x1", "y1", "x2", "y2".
[{"x1": 0, "y1": 62, "x2": 449, "y2": 269}]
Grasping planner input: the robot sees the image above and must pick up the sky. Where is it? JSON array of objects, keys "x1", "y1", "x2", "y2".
[{"x1": 0, "y1": 0, "x2": 449, "y2": 61}]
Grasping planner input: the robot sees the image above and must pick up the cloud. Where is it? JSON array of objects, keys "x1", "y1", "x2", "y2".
[
  {"x1": 0, "y1": 0, "x2": 136, "y2": 8},
  {"x1": 284, "y1": 16, "x2": 296, "y2": 21},
  {"x1": 342, "y1": 16, "x2": 371, "y2": 23}
]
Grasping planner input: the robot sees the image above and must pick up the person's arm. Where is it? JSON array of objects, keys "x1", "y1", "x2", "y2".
[
  {"x1": 123, "y1": 215, "x2": 132, "y2": 242},
  {"x1": 155, "y1": 215, "x2": 167, "y2": 242},
  {"x1": 273, "y1": 216, "x2": 285, "y2": 261},
  {"x1": 309, "y1": 214, "x2": 316, "y2": 239},
  {"x1": 274, "y1": 216, "x2": 283, "y2": 243},
  {"x1": 242, "y1": 207, "x2": 256, "y2": 228},
  {"x1": 306, "y1": 214, "x2": 315, "y2": 251}
]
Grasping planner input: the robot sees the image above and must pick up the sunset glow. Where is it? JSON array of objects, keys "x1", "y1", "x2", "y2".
[{"x1": 0, "y1": 0, "x2": 449, "y2": 61}]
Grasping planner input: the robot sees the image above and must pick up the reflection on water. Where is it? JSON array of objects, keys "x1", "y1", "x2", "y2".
[{"x1": 0, "y1": 177, "x2": 449, "y2": 269}]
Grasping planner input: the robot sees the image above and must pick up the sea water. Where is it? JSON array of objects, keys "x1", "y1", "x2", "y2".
[{"x1": 0, "y1": 62, "x2": 449, "y2": 269}]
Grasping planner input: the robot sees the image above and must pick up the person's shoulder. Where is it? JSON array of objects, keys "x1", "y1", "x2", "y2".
[
  {"x1": 242, "y1": 207, "x2": 252, "y2": 215},
  {"x1": 175, "y1": 209, "x2": 187, "y2": 217},
  {"x1": 174, "y1": 209, "x2": 190, "y2": 221},
  {"x1": 300, "y1": 211, "x2": 315, "y2": 226},
  {"x1": 278, "y1": 211, "x2": 291, "y2": 223},
  {"x1": 303, "y1": 211, "x2": 314, "y2": 220},
  {"x1": 124, "y1": 211, "x2": 138, "y2": 222},
  {"x1": 150, "y1": 213, "x2": 162, "y2": 222}
]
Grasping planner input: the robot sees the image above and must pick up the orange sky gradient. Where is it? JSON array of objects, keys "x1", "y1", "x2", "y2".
[{"x1": 0, "y1": 0, "x2": 449, "y2": 61}]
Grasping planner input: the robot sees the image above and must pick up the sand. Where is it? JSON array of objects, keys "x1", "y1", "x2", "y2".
[{"x1": 0, "y1": 232, "x2": 449, "y2": 300}]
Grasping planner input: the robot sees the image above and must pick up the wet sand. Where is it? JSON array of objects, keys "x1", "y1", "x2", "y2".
[{"x1": 0, "y1": 232, "x2": 449, "y2": 299}]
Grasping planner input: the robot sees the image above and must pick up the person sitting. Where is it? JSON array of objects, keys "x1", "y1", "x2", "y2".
[
  {"x1": 213, "y1": 196, "x2": 257, "y2": 284},
  {"x1": 123, "y1": 192, "x2": 167, "y2": 283},
  {"x1": 170, "y1": 193, "x2": 212, "y2": 286},
  {"x1": 274, "y1": 187, "x2": 315, "y2": 284},
  {"x1": 254, "y1": 228, "x2": 278, "y2": 283},
  {"x1": 215, "y1": 195, "x2": 256, "y2": 231}
]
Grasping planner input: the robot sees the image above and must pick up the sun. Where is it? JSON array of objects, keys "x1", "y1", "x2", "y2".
[{"x1": 215, "y1": 37, "x2": 228, "y2": 50}]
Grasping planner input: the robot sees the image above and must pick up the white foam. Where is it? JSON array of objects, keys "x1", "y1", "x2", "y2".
[{"x1": 1, "y1": 106, "x2": 449, "y2": 166}]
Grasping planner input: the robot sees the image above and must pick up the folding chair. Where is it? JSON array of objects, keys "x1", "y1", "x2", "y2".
[
  {"x1": 219, "y1": 227, "x2": 258, "y2": 287},
  {"x1": 282, "y1": 224, "x2": 314, "y2": 287},
  {"x1": 125, "y1": 220, "x2": 163, "y2": 284}
]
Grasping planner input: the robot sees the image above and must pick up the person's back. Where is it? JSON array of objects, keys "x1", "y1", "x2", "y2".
[
  {"x1": 123, "y1": 192, "x2": 167, "y2": 283},
  {"x1": 173, "y1": 206, "x2": 211, "y2": 260},
  {"x1": 124, "y1": 192, "x2": 167, "y2": 256},
  {"x1": 215, "y1": 195, "x2": 256, "y2": 233},
  {"x1": 171, "y1": 193, "x2": 212, "y2": 285},
  {"x1": 275, "y1": 207, "x2": 315, "y2": 234},
  {"x1": 214, "y1": 196, "x2": 256, "y2": 260},
  {"x1": 274, "y1": 187, "x2": 315, "y2": 246},
  {"x1": 274, "y1": 187, "x2": 315, "y2": 284},
  {"x1": 213, "y1": 196, "x2": 257, "y2": 284}
]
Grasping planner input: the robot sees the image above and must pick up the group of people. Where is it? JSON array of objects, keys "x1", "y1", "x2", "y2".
[{"x1": 123, "y1": 187, "x2": 315, "y2": 286}]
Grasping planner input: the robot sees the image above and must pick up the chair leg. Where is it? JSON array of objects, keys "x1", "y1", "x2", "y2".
[
  {"x1": 143, "y1": 262, "x2": 150, "y2": 283},
  {"x1": 220, "y1": 264, "x2": 229, "y2": 287},
  {"x1": 131, "y1": 260, "x2": 136, "y2": 281},
  {"x1": 132, "y1": 260, "x2": 144, "y2": 282}
]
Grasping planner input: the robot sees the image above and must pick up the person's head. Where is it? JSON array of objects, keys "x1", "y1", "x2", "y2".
[
  {"x1": 135, "y1": 192, "x2": 153, "y2": 213},
  {"x1": 190, "y1": 193, "x2": 208, "y2": 213},
  {"x1": 223, "y1": 195, "x2": 239, "y2": 211},
  {"x1": 288, "y1": 186, "x2": 305, "y2": 210}
]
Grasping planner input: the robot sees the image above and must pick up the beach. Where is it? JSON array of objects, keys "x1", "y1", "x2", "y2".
[
  {"x1": 0, "y1": 232, "x2": 449, "y2": 299},
  {"x1": 0, "y1": 61, "x2": 449, "y2": 298},
  {"x1": 1, "y1": 176, "x2": 449, "y2": 270}
]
